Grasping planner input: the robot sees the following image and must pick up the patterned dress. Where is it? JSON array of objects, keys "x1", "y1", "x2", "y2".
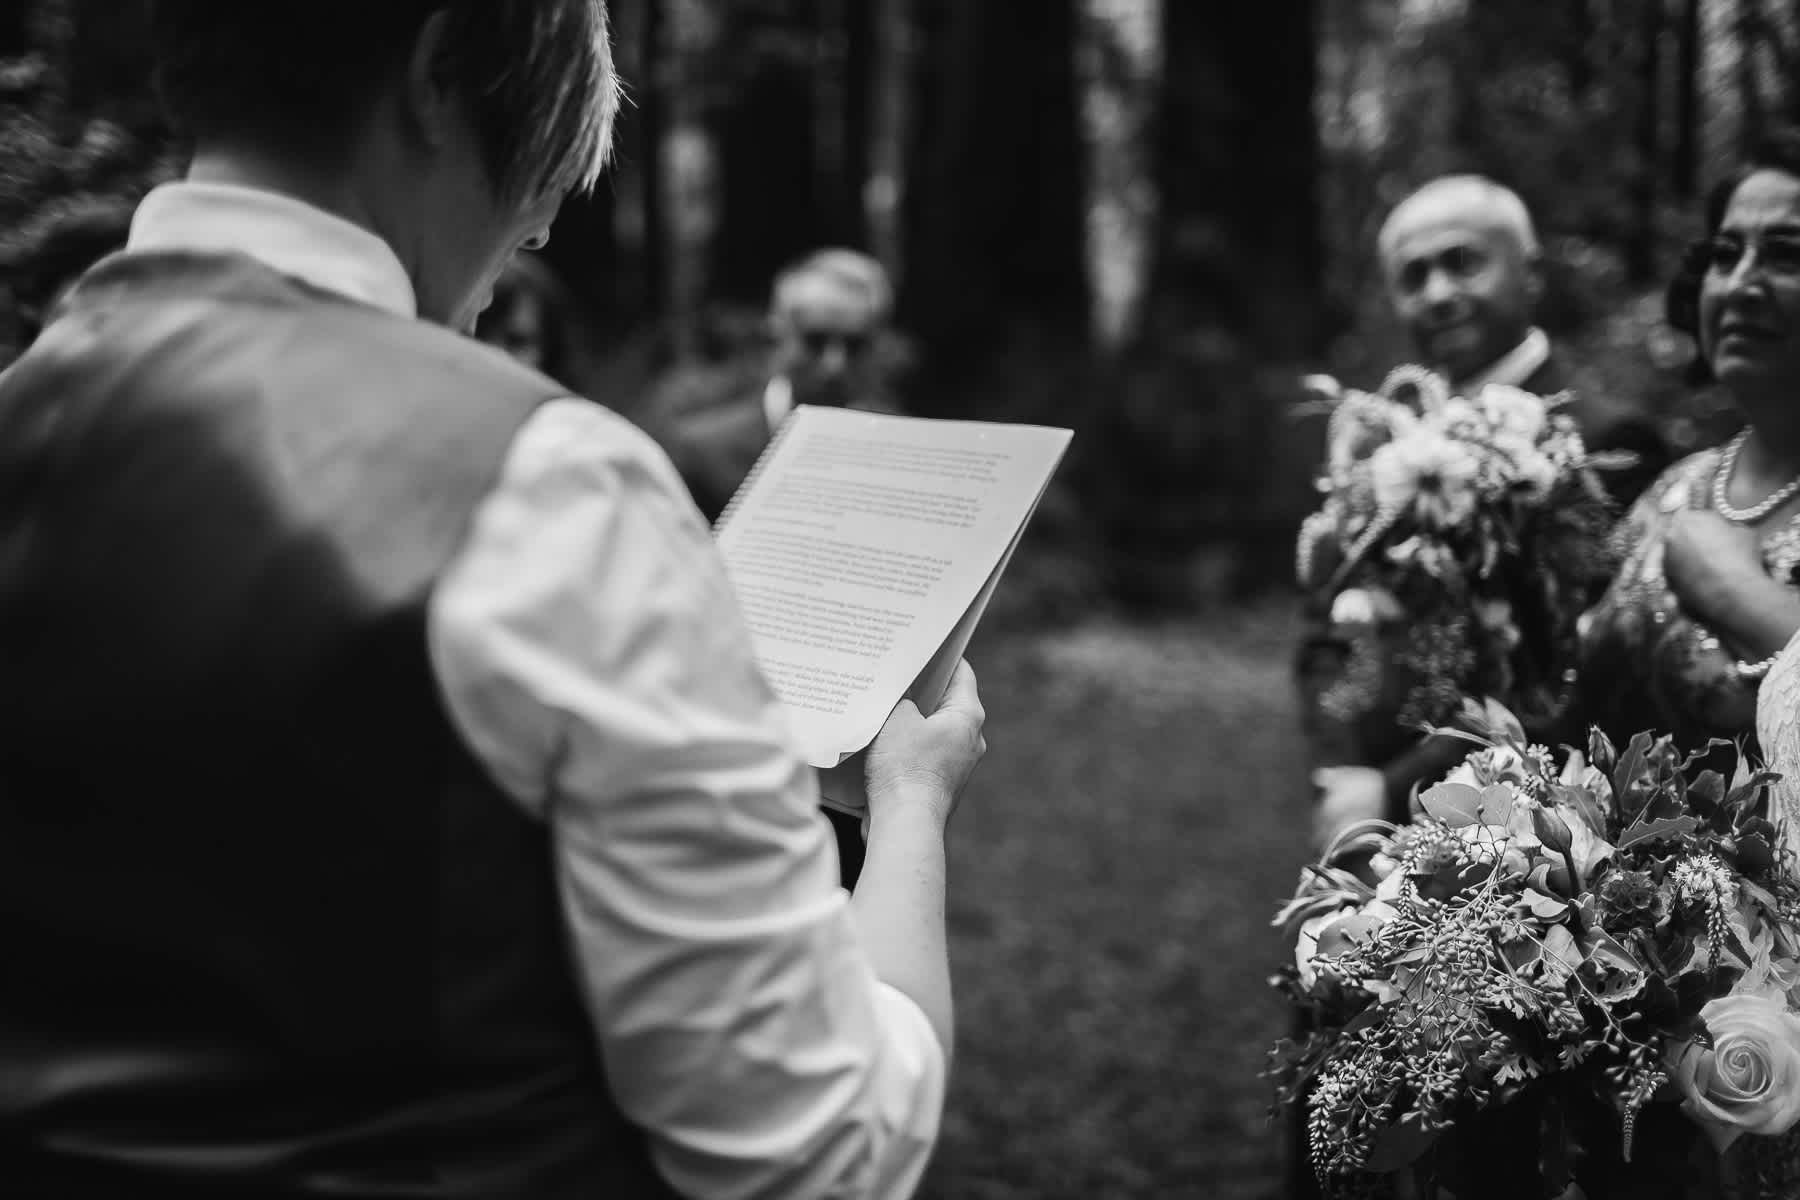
[
  {"x1": 1579, "y1": 448, "x2": 1800, "y2": 1199},
  {"x1": 1577, "y1": 449, "x2": 1796, "y2": 754}
]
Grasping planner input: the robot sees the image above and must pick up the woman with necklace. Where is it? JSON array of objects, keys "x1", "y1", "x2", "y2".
[
  {"x1": 1580, "y1": 135, "x2": 1800, "y2": 759},
  {"x1": 1570, "y1": 131, "x2": 1800, "y2": 1200}
]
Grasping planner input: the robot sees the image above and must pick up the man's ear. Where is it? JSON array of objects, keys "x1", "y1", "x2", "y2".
[
  {"x1": 1522, "y1": 250, "x2": 1546, "y2": 305},
  {"x1": 401, "y1": 10, "x2": 459, "y2": 151}
]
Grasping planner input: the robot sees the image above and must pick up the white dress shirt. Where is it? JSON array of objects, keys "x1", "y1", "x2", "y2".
[
  {"x1": 126, "y1": 182, "x2": 946, "y2": 1200},
  {"x1": 762, "y1": 374, "x2": 796, "y2": 434}
]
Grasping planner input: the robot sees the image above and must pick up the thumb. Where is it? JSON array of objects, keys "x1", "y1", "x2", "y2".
[{"x1": 930, "y1": 659, "x2": 983, "y2": 721}]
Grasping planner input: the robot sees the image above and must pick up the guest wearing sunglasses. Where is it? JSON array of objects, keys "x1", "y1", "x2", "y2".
[{"x1": 650, "y1": 247, "x2": 901, "y2": 526}]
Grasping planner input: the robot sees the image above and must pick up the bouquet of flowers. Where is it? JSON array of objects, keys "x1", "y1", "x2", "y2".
[
  {"x1": 1270, "y1": 699, "x2": 1800, "y2": 1199},
  {"x1": 1297, "y1": 367, "x2": 1624, "y2": 733}
]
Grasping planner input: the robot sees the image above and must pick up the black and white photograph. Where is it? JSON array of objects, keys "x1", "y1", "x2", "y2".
[{"x1": 3, "y1": 1, "x2": 1800, "y2": 1197}]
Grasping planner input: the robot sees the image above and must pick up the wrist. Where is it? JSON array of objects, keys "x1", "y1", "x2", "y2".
[{"x1": 865, "y1": 784, "x2": 954, "y2": 838}]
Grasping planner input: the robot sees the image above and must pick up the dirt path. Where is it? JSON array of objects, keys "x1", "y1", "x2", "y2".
[{"x1": 921, "y1": 603, "x2": 1311, "y2": 1199}]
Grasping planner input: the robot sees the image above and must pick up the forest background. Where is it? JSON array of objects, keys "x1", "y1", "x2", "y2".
[{"x1": 0, "y1": 5, "x2": 1789, "y2": 1193}]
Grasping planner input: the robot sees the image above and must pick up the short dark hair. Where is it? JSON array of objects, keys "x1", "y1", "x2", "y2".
[
  {"x1": 149, "y1": 0, "x2": 620, "y2": 202},
  {"x1": 1666, "y1": 126, "x2": 1800, "y2": 358}
]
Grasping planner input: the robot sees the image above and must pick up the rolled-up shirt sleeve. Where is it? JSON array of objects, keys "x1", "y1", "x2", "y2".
[{"x1": 426, "y1": 397, "x2": 945, "y2": 1200}]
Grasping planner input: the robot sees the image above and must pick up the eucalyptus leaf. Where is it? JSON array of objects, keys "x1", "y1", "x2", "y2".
[
  {"x1": 1420, "y1": 782, "x2": 1483, "y2": 827},
  {"x1": 1479, "y1": 784, "x2": 1518, "y2": 828},
  {"x1": 1523, "y1": 888, "x2": 1570, "y2": 921}
]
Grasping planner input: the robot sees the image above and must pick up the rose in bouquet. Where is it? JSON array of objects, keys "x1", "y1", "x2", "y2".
[
  {"x1": 1269, "y1": 698, "x2": 1800, "y2": 1198},
  {"x1": 1297, "y1": 368, "x2": 1628, "y2": 734}
]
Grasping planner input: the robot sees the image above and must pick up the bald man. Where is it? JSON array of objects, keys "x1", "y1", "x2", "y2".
[
  {"x1": 647, "y1": 248, "x2": 902, "y2": 888},
  {"x1": 1378, "y1": 175, "x2": 1667, "y2": 503},
  {"x1": 1303, "y1": 176, "x2": 1674, "y2": 861},
  {"x1": 650, "y1": 248, "x2": 901, "y2": 525}
]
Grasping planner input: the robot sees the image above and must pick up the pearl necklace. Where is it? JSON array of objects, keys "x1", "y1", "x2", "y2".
[{"x1": 1712, "y1": 429, "x2": 1800, "y2": 523}]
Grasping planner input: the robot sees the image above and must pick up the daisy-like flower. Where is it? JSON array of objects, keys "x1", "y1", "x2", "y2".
[
  {"x1": 1486, "y1": 433, "x2": 1559, "y2": 501},
  {"x1": 1369, "y1": 431, "x2": 1482, "y2": 530}
]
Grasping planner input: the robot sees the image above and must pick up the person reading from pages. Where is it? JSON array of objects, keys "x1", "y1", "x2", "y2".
[{"x1": 0, "y1": 4, "x2": 986, "y2": 1198}]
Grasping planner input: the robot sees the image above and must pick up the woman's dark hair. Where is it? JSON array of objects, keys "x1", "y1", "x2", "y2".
[
  {"x1": 1666, "y1": 127, "x2": 1800, "y2": 377},
  {"x1": 148, "y1": 0, "x2": 620, "y2": 203}
]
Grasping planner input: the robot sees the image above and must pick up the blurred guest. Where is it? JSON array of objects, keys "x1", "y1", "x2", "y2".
[
  {"x1": 475, "y1": 250, "x2": 574, "y2": 379},
  {"x1": 1380, "y1": 174, "x2": 1670, "y2": 506},
  {"x1": 1303, "y1": 175, "x2": 1671, "y2": 846},
  {"x1": 649, "y1": 247, "x2": 902, "y2": 524},
  {"x1": 0, "y1": 3, "x2": 986, "y2": 1198}
]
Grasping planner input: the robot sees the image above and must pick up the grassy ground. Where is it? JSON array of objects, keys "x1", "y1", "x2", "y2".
[{"x1": 920, "y1": 600, "x2": 1312, "y2": 1200}]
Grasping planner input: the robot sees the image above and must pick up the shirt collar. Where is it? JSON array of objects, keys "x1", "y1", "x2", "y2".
[
  {"x1": 1455, "y1": 327, "x2": 1550, "y2": 394},
  {"x1": 126, "y1": 181, "x2": 418, "y2": 318},
  {"x1": 762, "y1": 375, "x2": 795, "y2": 433}
]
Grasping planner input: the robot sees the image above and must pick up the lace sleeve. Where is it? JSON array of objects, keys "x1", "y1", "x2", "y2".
[{"x1": 1753, "y1": 628, "x2": 1800, "y2": 874}]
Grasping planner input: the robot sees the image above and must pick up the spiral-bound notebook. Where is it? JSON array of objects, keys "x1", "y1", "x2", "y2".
[{"x1": 715, "y1": 404, "x2": 1073, "y2": 814}]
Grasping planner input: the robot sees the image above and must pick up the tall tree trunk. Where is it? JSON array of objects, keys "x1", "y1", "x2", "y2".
[
  {"x1": 865, "y1": 0, "x2": 913, "y2": 287},
  {"x1": 1675, "y1": 0, "x2": 1702, "y2": 197},
  {"x1": 0, "y1": 0, "x2": 32, "y2": 56},
  {"x1": 1073, "y1": 0, "x2": 1164, "y2": 354},
  {"x1": 813, "y1": 0, "x2": 852, "y2": 242},
  {"x1": 609, "y1": 0, "x2": 655, "y2": 317},
  {"x1": 1568, "y1": 0, "x2": 1596, "y2": 100},
  {"x1": 658, "y1": 0, "x2": 723, "y2": 360},
  {"x1": 1739, "y1": 0, "x2": 1767, "y2": 152},
  {"x1": 1629, "y1": 0, "x2": 1664, "y2": 285}
]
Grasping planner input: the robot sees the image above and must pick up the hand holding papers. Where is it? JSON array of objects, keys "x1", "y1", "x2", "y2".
[{"x1": 714, "y1": 405, "x2": 1072, "y2": 812}]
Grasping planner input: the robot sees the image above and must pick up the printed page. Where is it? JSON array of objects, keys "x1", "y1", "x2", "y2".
[{"x1": 716, "y1": 406, "x2": 1072, "y2": 771}]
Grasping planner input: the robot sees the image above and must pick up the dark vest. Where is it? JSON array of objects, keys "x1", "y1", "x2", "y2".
[{"x1": 0, "y1": 251, "x2": 681, "y2": 1199}]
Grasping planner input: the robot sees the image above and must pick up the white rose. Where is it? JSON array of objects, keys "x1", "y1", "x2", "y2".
[{"x1": 1669, "y1": 995, "x2": 1800, "y2": 1152}]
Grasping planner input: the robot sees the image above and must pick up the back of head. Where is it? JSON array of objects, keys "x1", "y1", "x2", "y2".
[{"x1": 149, "y1": 0, "x2": 621, "y2": 205}]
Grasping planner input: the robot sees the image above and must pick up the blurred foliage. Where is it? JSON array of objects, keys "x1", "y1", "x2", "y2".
[
  {"x1": 0, "y1": 0, "x2": 1781, "y2": 617},
  {"x1": 1316, "y1": 0, "x2": 1760, "y2": 434}
]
